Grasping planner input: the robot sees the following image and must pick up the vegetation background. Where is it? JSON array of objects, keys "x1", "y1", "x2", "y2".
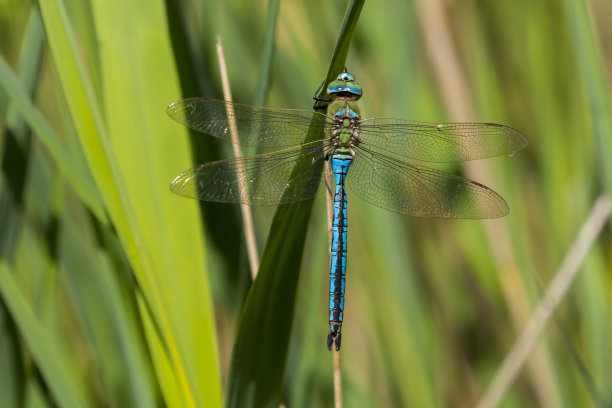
[{"x1": 0, "y1": 0, "x2": 610, "y2": 407}]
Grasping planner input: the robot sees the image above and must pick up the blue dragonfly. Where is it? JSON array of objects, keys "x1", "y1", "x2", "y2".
[{"x1": 167, "y1": 70, "x2": 527, "y2": 351}]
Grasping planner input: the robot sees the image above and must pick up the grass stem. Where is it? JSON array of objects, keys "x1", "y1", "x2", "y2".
[{"x1": 216, "y1": 36, "x2": 260, "y2": 278}]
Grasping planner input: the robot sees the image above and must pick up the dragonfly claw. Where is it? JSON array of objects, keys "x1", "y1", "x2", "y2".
[{"x1": 327, "y1": 331, "x2": 342, "y2": 351}]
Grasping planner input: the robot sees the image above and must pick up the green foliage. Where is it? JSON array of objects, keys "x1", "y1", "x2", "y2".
[{"x1": 0, "y1": 0, "x2": 611, "y2": 408}]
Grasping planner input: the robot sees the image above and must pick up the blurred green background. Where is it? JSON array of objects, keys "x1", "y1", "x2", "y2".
[{"x1": 1, "y1": 0, "x2": 611, "y2": 407}]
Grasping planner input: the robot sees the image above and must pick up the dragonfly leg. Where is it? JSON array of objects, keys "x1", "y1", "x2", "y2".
[
  {"x1": 313, "y1": 80, "x2": 332, "y2": 110},
  {"x1": 327, "y1": 324, "x2": 342, "y2": 351}
]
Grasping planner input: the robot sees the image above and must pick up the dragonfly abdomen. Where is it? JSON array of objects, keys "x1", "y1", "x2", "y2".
[{"x1": 327, "y1": 151, "x2": 353, "y2": 351}]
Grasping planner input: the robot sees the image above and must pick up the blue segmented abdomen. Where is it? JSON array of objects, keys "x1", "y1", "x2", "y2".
[{"x1": 328, "y1": 152, "x2": 352, "y2": 341}]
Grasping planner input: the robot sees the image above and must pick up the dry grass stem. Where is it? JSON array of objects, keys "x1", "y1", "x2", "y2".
[
  {"x1": 333, "y1": 349, "x2": 342, "y2": 408},
  {"x1": 216, "y1": 37, "x2": 260, "y2": 278},
  {"x1": 476, "y1": 195, "x2": 612, "y2": 408}
]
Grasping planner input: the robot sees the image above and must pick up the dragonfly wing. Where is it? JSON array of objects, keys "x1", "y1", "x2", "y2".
[
  {"x1": 348, "y1": 148, "x2": 509, "y2": 218},
  {"x1": 171, "y1": 141, "x2": 328, "y2": 205},
  {"x1": 358, "y1": 118, "x2": 527, "y2": 162},
  {"x1": 167, "y1": 98, "x2": 331, "y2": 147}
]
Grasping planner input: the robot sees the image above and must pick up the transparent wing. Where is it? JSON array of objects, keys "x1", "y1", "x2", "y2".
[
  {"x1": 358, "y1": 118, "x2": 527, "y2": 162},
  {"x1": 170, "y1": 141, "x2": 329, "y2": 205},
  {"x1": 167, "y1": 98, "x2": 332, "y2": 147},
  {"x1": 348, "y1": 147, "x2": 509, "y2": 218}
]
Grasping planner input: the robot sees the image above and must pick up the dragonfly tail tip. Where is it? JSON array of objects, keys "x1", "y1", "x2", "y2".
[{"x1": 327, "y1": 331, "x2": 342, "y2": 351}]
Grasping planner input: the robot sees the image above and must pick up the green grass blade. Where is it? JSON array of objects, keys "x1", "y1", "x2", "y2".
[
  {"x1": 4, "y1": 5, "x2": 44, "y2": 133},
  {"x1": 0, "y1": 15, "x2": 43, "y2": 402},
  {"x1": 560, "y1": 0, "x2": 612, "y2": 194},
  {"x1": 1, "y1": 5, "x2": 44, "y2": 263},
  {"x1": 559, "y1": 0, "x2": 612, "y2": 402},
  {"x1": 59, "y1": 213, "x2": 157, "y2": 408},
  {"x1": 254, "y1": 0, "x2": 280, "y2": 107},
  {"x1": 0, "y1": 302, "x2": 22, "y2": 408},
  {"x1": 318, "y1": 0, "x2": 365, "y2": 103},
  {"x1": 90, "y1": 0, "x2": 222, "y2": 405},
  {"x1": 0, "y1": 262, "x2": 89, "y2": 408},
  {"x1": 224, "y1": 1, "x2": 365, "y2": 407},
  {"x1": 0, "y1": 55, "x2": 107, "y2": 225},
  {"x1": 38, "y1": 0, "x2": 222, "y2": 406},
  {"x1": 165, "y1": 0, "x2": 245, "y2": 284}
]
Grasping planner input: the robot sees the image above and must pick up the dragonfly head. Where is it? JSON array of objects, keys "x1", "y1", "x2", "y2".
[{"x1": 327, "y1": 71, "x2": 363, "y2": 101}]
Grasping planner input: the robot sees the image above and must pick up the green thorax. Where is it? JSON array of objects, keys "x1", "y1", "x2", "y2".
[
  {"x1": 327, "y1": 99, "x2": 361, "y2": 147},
  {"x1": 324, "y1": 70, "x2": 363, "y2": 150}
]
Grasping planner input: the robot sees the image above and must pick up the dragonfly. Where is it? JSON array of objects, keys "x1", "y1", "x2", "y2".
[{"x1": 167, "y1": 70, "x2": 527, "y2": 351}]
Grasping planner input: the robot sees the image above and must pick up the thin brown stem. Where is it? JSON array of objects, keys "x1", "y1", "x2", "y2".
[
  {"x1": 333, "y1": 348, "x2": 342, "y2": 408},
  {"x1": 216, "y1": 37, "x2": 260, "y2": 278}
]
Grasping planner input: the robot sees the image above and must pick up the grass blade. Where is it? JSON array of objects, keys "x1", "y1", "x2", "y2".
[
  {"x1": 560, "y1": 0, "x2": 612, "y2": 194},
  {"x1": 254, "y1": 0, "x2": 280, "y2": 107},
  {"x1": 59, "y1": 212, "x2": 157, "y2": 408},
  {"x1": 38, "y1": 0, "x2": 222, "y2": 406},
  {"x1": 1, "y1": 5, "x2": 44, "y2": 263},
  {"x1": 165, "y1": 0, "x2": 245, "y2": 282},
  {"x1": 0, "y1": 54, "x2": 107, "y2": 224},
  {"x1": 0, "y1": 262, "x2": 89, "y2": 408}
]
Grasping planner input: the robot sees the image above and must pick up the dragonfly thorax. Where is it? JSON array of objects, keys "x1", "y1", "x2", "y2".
[{"x1": 327, "y1": 100, "x2": 361, "y2": 150}]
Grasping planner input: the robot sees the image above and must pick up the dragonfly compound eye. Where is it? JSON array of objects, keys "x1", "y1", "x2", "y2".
[{"x1": 327, "y1": 72, "x2": 363, "y2": 100}]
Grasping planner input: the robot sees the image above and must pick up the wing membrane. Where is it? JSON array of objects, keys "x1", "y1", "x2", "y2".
[
  {"x1": 171, "y1": 141, "x2": 328, "y2": 205},
  {"x1": 358, "y1": 118, "x2": 527, "y2": 162},
  {"x1": 348, "y1": 147, "x2": 509, "y2": 218},
  {"x1": 167, "y1": 98, "x2": 331, "y2": 147}
]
